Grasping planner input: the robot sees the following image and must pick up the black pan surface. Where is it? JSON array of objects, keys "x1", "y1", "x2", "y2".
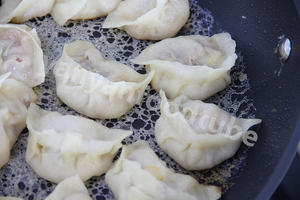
[{"x1": 199, "y1": 0, "x2": 300, "y2": 199}]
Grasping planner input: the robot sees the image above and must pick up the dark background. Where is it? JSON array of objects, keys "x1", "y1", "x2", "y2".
[{"x1": 272, "y1": 154, "x2": 300, "y2": 200}]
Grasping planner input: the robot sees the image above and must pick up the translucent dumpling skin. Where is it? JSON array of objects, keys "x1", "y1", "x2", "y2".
[
  {"x1": 0, "y1": 0, "x2": 55, "y2": 24},
  {"x1": 54, "y1": 40, "x2": 154, "y2": 119},
  {"x1": 155, "y1": 91, "x2": 262, "y2": 170},
  {"x1": 45, "y1": 176, "x2": 92, "y2": 200},
  {"x1": 52, "y1": 0, "x2": 122, "y2": 26},
  {"x1": 132, "y1": 33, "x2": 238, "y2": 100},
  {"x1": 26, "y1": 103, "x2": 132, "y2": 183},
  {"x1": 105, "y1": 141, "x2": 222, "y2": 200},
  {"x1": 0, "y1": 73, "x2": 37, "y2": 169},
  {"x1": 0, "y1": 24, "x2": 45, "y2": 87},
  {"x1": 103, "y1": 0, "x2": 190, "y2": 40}
]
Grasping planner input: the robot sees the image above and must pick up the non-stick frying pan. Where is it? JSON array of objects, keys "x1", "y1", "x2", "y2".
[
  {"x1": 0, "y1": 0, "x2": 299, "y2": 200},
  {"x1": 198, "y1": 0, "x2": 300, "y2": 199}
]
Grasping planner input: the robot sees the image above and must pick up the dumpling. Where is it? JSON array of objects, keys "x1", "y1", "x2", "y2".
[
  {"x1": 54, "y1": 40, "x2": 154, "y2": 119},
  {"x1": 132, "y1": 33, "x2": 237, "y2": 100},
  {"x1": 0, "y1": 0, "x2": 55, "y2": 24},
  {"x1": 51, "y1": 0, "x2": 122, "y2": 26},
  {"x1": 103, "y1": 0, "x2": 190, "y2": 40},
  {"x1": 155, "y1": 90, "x2": 262, "y2": 170},
  {"x1": 0, "y1": 197, "x2": 22, "y2": 200},
  {"x1": 25, "y1": 103, "x2": 132, "y2": 183},
  {"x1": 45, "y1": 175, "x2": 92, "y2": 200},
  {"x1": 0, "y1": 24, "x2": 45, "y2": 87},
  {"x1": 105, "y1": 141, "x2": 221, "y2": 200},
  {"x1": 0, "y1": 73, "x2": 37, "y2": 169}
]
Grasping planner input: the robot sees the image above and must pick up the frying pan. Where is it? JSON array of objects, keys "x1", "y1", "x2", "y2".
[
  {"x1": 0, "y1": 0, "x2": 299, "y2": 200},
  {"x1": 198, "y1": 0, "x2": 300, "y2": 199}
]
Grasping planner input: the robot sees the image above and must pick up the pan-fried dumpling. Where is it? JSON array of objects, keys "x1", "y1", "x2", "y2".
[
  {"x1": 0, "y1": 24, "x2": 45, "y2": 87},
  {"x1": 54, "y1": 40, "x2": 154, "y2": 119},
  {"x1": 155, "y1": 91, "x2": 262, "y2": 170},
  {"x1": 132, "y1": 33, "x2": 237, "y2": 100},
  {"x1": 25, "y1": 103, "x2": 132, "y2": 183},
  {"x1": 105, "y1": 141, "x2": 221, "y2": 200},
  {"x1": 103, "y1": 0, "x2": 190, "y2": 40},
  {"x1": 0, "y1": 197, "x2": 22, "y2": 200},
  {"x1": 45, "y1": 176, "x2": 92, "y2": 200},
  {"x1": 52, "y1": 0, "x2": 121, "y2": 26},
  {"x1": 0, "y1": 73, "x2": 37, "y2": 169},
  {"x1": 0, "y1": 0, "x2": 55, "y2": 24}
]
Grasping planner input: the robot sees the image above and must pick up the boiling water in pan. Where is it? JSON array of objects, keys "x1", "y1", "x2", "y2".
[{"x1": 0, "y1": 0, "x2": 257, "y2": 199}]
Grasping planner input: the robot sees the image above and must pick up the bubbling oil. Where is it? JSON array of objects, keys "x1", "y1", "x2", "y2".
[{"x1": 0, "y1": 0, "x2": 256, "y2": 198}]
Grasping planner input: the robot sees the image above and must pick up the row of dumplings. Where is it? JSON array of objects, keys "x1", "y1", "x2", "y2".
[
  {"x1": 0, "y1": 24, "x2": 44, "y2": 170},
  {"x1": 0, "y1": 0, "x2": 190, "y2": 40},
  {"x1": 0, "y1": 141, "x2": 222, "y2": 200},
  {"x1": 0, "y1": 99, "x2": 260, "y2": 200},
  {"x1": 54, "y1": 32, "x2": 240, "y2": 119},
  {"x1": 0, "y1": 24, "x2": 261, "y2": 199}
]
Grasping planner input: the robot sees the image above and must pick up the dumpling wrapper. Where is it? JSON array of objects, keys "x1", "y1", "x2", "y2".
[
  {"x1": 0, "y1": 73, "x2": 37, "y2": 169},
  {"x1": 0, "y1": 24, "x2": 45, "y2": 87},
  {"x1": 132, "y1": 33, "x2": 237, "y2": 100},
  {"x1": 105, "y1": 141, "x2": 221, "y2": 200},
  {"x1": 54, "y1": 40, "x2": 154, "y2": 119},
  {"x1": 103, "y1": 0, "x2": 190, "y2": 40},
  {"x1": 52, "y1": 0, "x2": 121, "y2": 26},
  {"x1": 25, "y1": 103, "x2": 132, "y2": 183},
  {"x1": 45, "y1": 175, "x2": 92, "y2": 200},
  {"x1": 0, "y1": 0, "x2": 55, "y2": 24},
  {"x1": 155, "y1": 90, "x2": 262, "y2": 170}
]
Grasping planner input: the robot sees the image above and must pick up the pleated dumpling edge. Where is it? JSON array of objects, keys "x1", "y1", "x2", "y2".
[
  {"x1": 25, "y1": 103, "x2": 132, "y2": 183},
  {"x1": 155, "y1": 90, "x2": 262, "y2": 170},
  {"x1": 105, "y1": 140, "x2": 222, "y2": 200},
  {"x1": 132, "y1": 33, "x2": 238, "y2": 100},
  {"x1": 103, "y1": 0, "x2": 190, "y2": 40},
  {"x1": 54, "y1": 40, "x2": 154, "y2": 119}
]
